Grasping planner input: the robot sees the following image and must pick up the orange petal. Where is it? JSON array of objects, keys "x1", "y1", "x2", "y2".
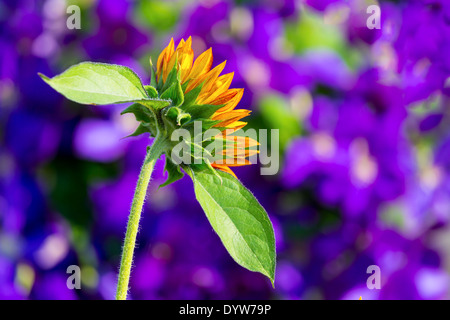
[
  {"x1": 164, "y1": 50, "x2": 178, "y2": 82},
  {"x1": 212, "y1": 109, "x2": 251, "y2": 127},
  {"x1": 213, "y1": 88, "x2": 244, "y2": 113},
  {"x1": 176, "y1": 38, "x2": 186, "y2": 51},
  {"x1": 211, "y1": 163, "x2": 237, "y2": 178},
  {"x1": 220, "y1": 135, "x2": 260, "y2": 148},
  {"x1": 211, "y1": 88, "x2": 242, "y2": 105},
  {"x1": 221, "y1": 158, "x2": 252, "y2": 167},
  {"x1": 197, "y1": 72, "x2": 234, "y2": 105},
  {"x1": 186, "y1": 60, "x2": 226, "y2": 94},
  {"x1": 156, "y1": 47, "x2": 166, "y2": 78},
  {"x1": 157, "y1": 38, "x2": 175, "y2": 82},
  {"x1": 163, "y1": 38, "x2": 195, "y2": 83},
  {"x1": 179, "y1": 37, "x2": 194, "y2": 83},
  {"x1": 185, "y1": 48, "x2": 213, "y2": 85},
  {"x1": 221, "y1": 148, "x2": 259, "y2": 157},
  {"x1": 224, "y1": 121, "x2": 247, "y2": 131},
  {"x1": 212, "y1": 109, "x2": 251, "y2": 121},
  {"x1": 214, "y1": 121, "x2": 247, "y2": 135},
  {"x1": 200, "y1": 61, "x2": 226, "y2": 93}
]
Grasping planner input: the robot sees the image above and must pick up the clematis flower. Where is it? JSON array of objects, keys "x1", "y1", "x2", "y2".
[{"x1": 153, "y1": 37, "x2": 259, "y2": 177}]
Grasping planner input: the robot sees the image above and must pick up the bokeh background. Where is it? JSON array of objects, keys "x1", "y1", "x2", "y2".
[{"x1": 1, "y1": 0, "x2": 450, "y2": 300}]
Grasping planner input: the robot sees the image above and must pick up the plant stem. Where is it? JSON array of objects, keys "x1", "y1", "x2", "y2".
[{"x1": 115, "y1": 135, "x2": 166, "y2": 300}]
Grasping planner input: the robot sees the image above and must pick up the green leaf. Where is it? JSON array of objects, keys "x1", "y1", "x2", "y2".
[
  {"x1": 190, "y1": 169, "x2": 276, "y2": 285},
  {"x1": 39, "y1": 62, "x2": 148, "y2": 105},
  {"x1": 160, "y1": 157, "x2": 184, "y2": 188}
]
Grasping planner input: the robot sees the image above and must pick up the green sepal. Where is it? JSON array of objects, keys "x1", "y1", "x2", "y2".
[
  {"x1": 188, "y1": 158, "x2": 222, "y2": 183},
  {"x1": 183, "y1": 103, "x2": 225, "y2": 120},
  {"x1": 159, "y1": 156, "x2": 185, "y2": 188},
  {"x1": 149, "y1": 59, "x2": 157, "y2": 88},
  {"x1": 121, "y1": 103, "x2": 154, "y2": 123},
  {"x1": 157, "y1": 69, "x2": 164, "y2": 90},
  {"x1": 160, "y1": 60, "x2": 179, "y2": 93},
  {"x1": 165, "y1": 106, "x2": 191, "y2": 126},
  {"x1": 160, "y1": 81, "x2": 184, "y2": 107},
  {"x1": 125, "y1": 123, "x2": 153, "y2": 138},
  {"x1": 144, "y1": 85, "x2": 158, "y2": 98},
  {"x1": 136, "y1": 98, "x2": 171, "y2": 111},
  {"x1": 189, "y1": 141, "x2": 214, "y2": 163},
  {"x1": 121, "y1": 103, "x2": 157, "y2": 136},
  {"x1": 183, "y1": 119, "x2": 222, "y2": 133},
  {"x1": 181, "y1": 83, "x2": 203, "y2": 108},
  {"x1": 181, "y1": 80, "x2": 189, "y2": 92}
]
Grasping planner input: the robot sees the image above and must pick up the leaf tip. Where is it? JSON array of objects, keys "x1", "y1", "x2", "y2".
[{"x1": 38, "y1": 72, "x2": 50, "y2": 82}]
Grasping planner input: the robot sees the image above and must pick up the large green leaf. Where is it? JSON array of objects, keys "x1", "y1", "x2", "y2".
[
  {"x1": 39, "y1": 62, "x2": 148, "y2": 105},
  {"x1": 190, "y1": 169, "x2": 276, "y2": 285}
]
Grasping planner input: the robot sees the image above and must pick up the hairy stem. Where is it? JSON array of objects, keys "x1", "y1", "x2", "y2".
[{"x1": 115, "y1": 135, "x2": 166, "y2": 300}]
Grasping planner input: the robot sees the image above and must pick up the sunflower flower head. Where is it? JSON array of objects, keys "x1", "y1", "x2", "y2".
[
  {"x1": 122, "y1": 37, "x2": 258, "y2": 181},
  {"x1": 39, "y1": 37, "x2": 276, "y2": 290}
]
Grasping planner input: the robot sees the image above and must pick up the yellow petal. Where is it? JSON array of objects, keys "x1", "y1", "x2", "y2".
[
  {"x1": 199, "y1": 61, "x2": 226, "y2": 93},
  {"x1": 179, "y1": 38, "x2": 194, "y2": 83},
  {"x1": 224, "y1": 121, "x2": 247, "y2": 131},
  {"x1": 219, "y1": 135, "x2": 260, "y2": 148},
  {"x1": 223, "y1": 159, "x2": 252, "y2": 167},
  {"x1": 156, "y1": 47, "x2": 167, "y2": 80},
  {"x1": 212, "y1": 109, "x2": 251, "y2": 123},
  {"x1": 164, "y1": 50, "x2": 178, "y2": 82},
  {"x1": 213, "y1": 88, "x2": 244, "y2": 113},
  {"x1": 176, "y1": 38, "x2": 186, "y2": 51},
  {"x1": 157, "y1": 38, "x2": 174, "y2": 82},
  {"x1": 221, "y1": 148, "x2": 259, "y2": 157},
  {"x1": 185, "y1": 48, "x2": 213, "y2": 90},
  {"x1": 186, "y1": 60, "x2": 226, "y2": 94},
  {"x1": 211, "y1": 163, "x2": 237, "y2": 178},
  {"x1": 197, "y1": 72, "x2": 234, "y2": 105}
]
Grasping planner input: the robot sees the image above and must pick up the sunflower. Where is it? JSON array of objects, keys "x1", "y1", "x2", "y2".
[{"x1": 154, "y1": 37, "x2": 259, "y2": 178}]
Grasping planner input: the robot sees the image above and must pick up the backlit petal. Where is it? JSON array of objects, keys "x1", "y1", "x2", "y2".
[{"x1": 198, "y1": 72, "x2": 234, "y2": 105}]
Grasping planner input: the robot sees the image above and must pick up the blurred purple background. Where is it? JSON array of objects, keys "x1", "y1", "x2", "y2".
[{"x1": 1, "y1": 0, "x2": 450, "y2": 300}]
